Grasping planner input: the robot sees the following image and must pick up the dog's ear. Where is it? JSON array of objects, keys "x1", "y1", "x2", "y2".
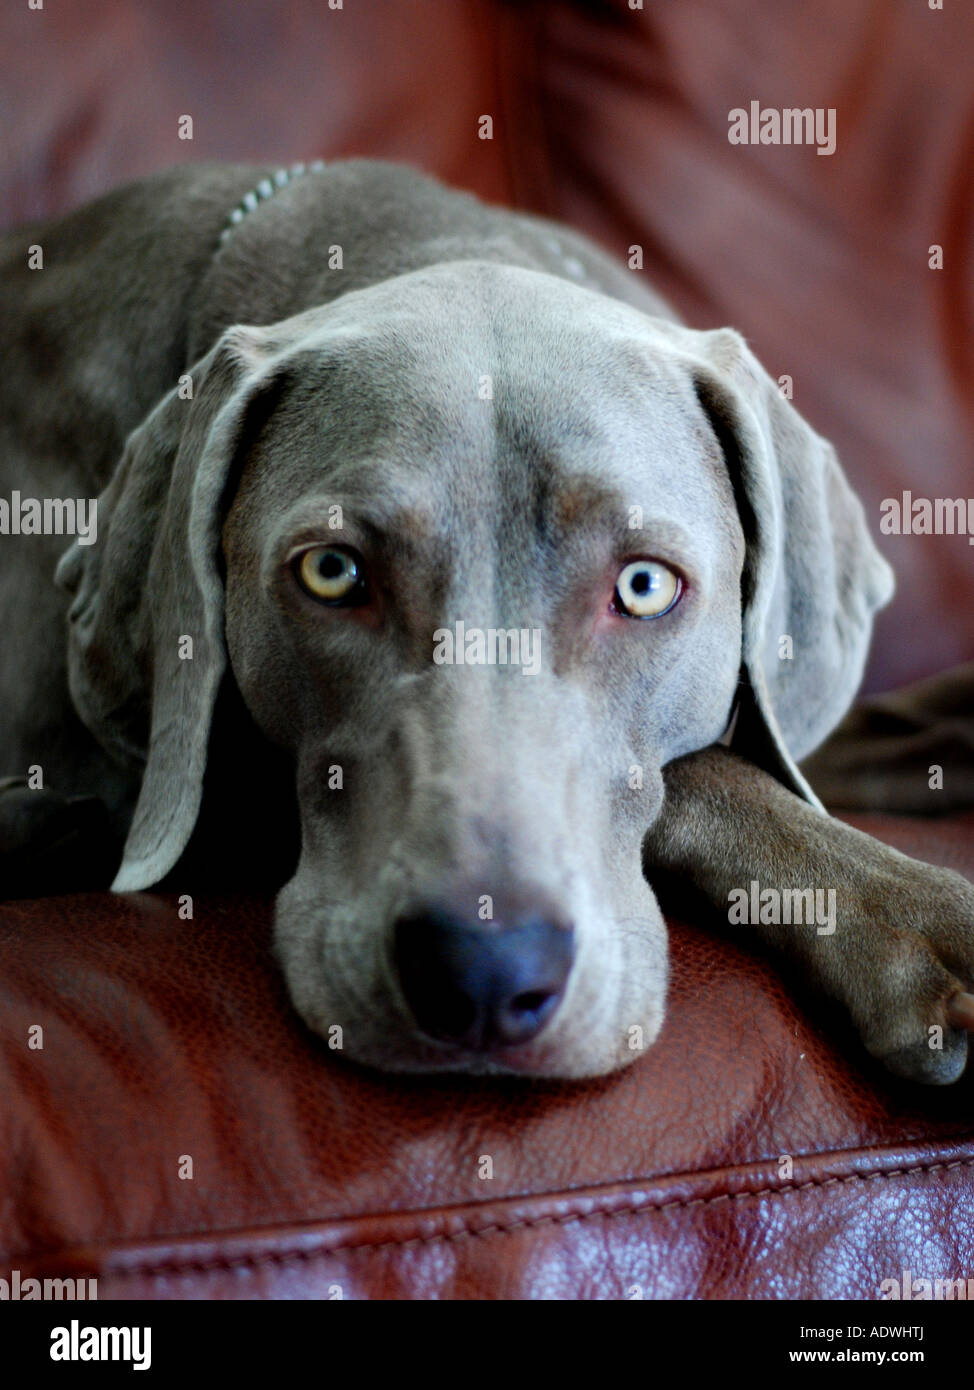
[
  {"x1": 55, "y1": 325, "x2": 280, "y2": 891},
  {"x1": 689, "y1": 327, "x2": 894, "y2": 807}
]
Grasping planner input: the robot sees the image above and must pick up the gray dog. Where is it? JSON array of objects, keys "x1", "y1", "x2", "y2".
[{"x1": 2, "y1": 160, "x2": 973, "y2": 1081}]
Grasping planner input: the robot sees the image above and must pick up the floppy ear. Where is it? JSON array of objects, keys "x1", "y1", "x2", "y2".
[
  {"x1": 689, "y1": 327, "x2": 895, "y2": 808},
  {"x1": 55, "y1": 325, "x2": 280, "y2": 891}
]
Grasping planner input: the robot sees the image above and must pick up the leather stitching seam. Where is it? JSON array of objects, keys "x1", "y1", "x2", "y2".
[{"x1": 104, "y1": 1155, "x2": 974, "y2": 1283}]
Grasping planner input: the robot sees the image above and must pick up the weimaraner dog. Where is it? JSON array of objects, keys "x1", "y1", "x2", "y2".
[{"x1": 2, "y1": 161, "x2": 973, "y2": 1081}]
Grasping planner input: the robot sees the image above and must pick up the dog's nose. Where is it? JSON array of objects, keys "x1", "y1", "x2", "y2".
[{"x1": 393, "y1": 907, "x2": 575, "y2": 1051}]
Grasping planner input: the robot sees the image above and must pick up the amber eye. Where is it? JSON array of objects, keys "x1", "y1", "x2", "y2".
[
  {"x1": 613, "y1": 559, "x2": 681, "y2": 618},
  {"x1": 294, "y1": 546, "x2": 365, "y2": 603}
]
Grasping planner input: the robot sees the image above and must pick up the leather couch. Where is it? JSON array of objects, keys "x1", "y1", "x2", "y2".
[{"x1": 2, "y1": 0, "x2": 972, "y2": 1299}]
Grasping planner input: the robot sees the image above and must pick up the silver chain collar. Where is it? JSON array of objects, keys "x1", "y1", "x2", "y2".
[{"x1": 217, "y1": 159, "x2": 327, "y2": 247}]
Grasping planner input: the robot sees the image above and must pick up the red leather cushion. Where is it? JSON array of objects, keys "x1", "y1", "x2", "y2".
[{"x1": 2, "y1": 812, "x2": 972, "y2": 1299}]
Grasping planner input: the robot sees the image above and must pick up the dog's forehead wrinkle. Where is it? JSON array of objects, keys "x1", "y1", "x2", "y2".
[
  {"x1": 277, "y1": 259, "x2": 685, "y2": 413},
  {"x1": 253, "y1": 333, "x2": 495, "y2": 480},
  {"x1": 247, "y1": 285, "x2": 732, "y2": 576}
]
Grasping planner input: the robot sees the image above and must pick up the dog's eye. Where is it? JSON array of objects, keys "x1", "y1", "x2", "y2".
[
  {"x1": 294, "y1": 546, "x2": 365, "y2": 603},
  {"x1": 613, "y1": 559, "x2": 681, "y2": 618}
]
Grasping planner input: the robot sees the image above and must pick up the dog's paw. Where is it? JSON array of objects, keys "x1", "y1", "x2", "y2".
[{"x1": 838, "y1": 861, "x2": 974, "y2": 1085}]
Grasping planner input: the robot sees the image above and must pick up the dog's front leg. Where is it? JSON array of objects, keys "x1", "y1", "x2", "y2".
[{"x1": 642, "y1": 746, "x2": 974, "y2": 1083}]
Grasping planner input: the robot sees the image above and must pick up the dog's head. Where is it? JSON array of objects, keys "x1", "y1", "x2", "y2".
[{"x1": 57, "y1": 262, "x2": 892, "y2": 1076}]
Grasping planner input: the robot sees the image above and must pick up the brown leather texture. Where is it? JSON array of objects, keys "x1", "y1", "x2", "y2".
[
  {"x1": 0, "y1": 813, "x2": 972, "y2": 1300},
  {"x1": 1, "y1": 1, "x2": 972, "y2": 1299}
]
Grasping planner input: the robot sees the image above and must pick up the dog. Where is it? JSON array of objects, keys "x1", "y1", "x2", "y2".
[{"x1": 2, "y1": 159, "x2": 973, "y2": 1081}]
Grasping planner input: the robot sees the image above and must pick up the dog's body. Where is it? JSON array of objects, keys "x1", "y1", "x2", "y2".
[{"x1": 2, "y1": 160, "x2": 973, "y2": 1081}]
